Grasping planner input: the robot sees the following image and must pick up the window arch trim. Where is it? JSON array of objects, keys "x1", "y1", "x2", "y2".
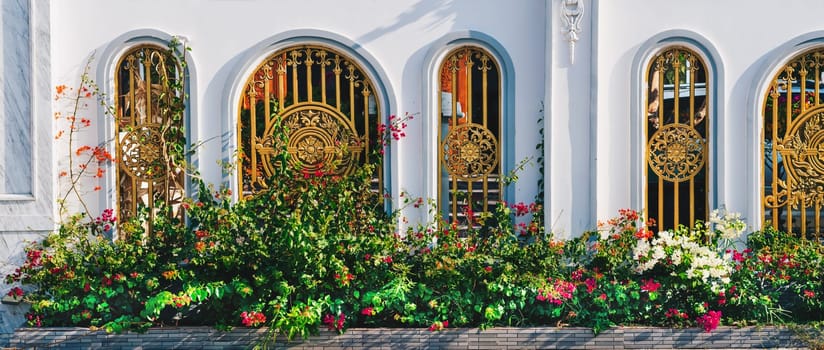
[
  {"x1": 631, "y1": 30, "x2": 723, "y2": 221},
  {"x1": 96, "y1": 29, "x2": 195, "y2": 238},
  {"x1": 750, "y1": 32, "x2": 824, "y2": 236},
  {"x1": 422, "y1": 31, "x2": 516, "y2": 223},
  {"x1": 224, "y1": 29, "x2": 396, "y2": 202}
]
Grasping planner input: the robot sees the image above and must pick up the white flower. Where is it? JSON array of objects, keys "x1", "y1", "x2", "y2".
[
  {"x1": 633, "y1": 240, "x2": 650, "y2": 260},
  {"x1": 652, "y1": 245, "x2": 666, "y2": 261},
  {"x1": 670, "y1": 249, "x2": 682, "y2": 266}
]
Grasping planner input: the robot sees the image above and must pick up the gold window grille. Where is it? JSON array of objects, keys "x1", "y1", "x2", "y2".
[
  {"x1": 762, "y1": 48, "x2": 824, "y2": 240},
  {"x1": 238, "y1": 45, "x2": 382, "y2": 196},
  {"x1": 644, "y1": 47, "x2": 709, "y2": 231},
  {"x1": 115, "y1": 45, "x2": 186, "y2": 227},
  {"x1": 437, "y1": 46, "x2": 502, "y2": 227}
]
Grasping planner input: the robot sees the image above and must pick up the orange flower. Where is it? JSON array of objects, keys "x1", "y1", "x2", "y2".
[
  {"x1": 75, "y1": 145, "x2": 91, "y2": 156},
  {"x1": 634, "y1": 228, "x2": 653, "y2": 240},
  {"x1": 55, "y1": 85, "x2": 67, "y2": 95}
]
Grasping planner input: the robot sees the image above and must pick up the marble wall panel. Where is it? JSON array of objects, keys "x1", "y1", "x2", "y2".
[
  {"x1": 0, "y1": 0, "x2": 32, "y2": 196},
  {"x1": 0, "y1": 0, "x2": 53, "y2": 231}
]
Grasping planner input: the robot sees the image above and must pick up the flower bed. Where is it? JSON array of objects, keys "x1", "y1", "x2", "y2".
[
  {"x1": 5, "y1": 55, "x2": 823, "y2": 349},
  {"x1": 5, "y1": 326, "x2": 810, "y2": 350}
]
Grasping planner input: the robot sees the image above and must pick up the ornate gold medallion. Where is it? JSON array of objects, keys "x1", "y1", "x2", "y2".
[
  {"x1": 120, "y1": 124, "x2": 166, "y2": 181},
  {"x1": 442, "y1": 124, "x2": 498, "y2": 180},
  {"x1": 256, "y1": 105, "x2": 363, "y2": 176},
  {"x1": 647, "y1": 123, "x2": 706, "y2": 182}
]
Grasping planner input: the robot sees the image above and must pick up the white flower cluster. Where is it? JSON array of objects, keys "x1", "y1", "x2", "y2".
[
  {"x1": 633, "y1": 230, "x2": 732, "y2": 290},
  {"x1": 708, "y1": 208, "x2": 746, "y2": 240}
]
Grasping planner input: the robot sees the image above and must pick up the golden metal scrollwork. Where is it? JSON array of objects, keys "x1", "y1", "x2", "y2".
[
  {"x1": 762, "y1": 48, "x2": 824, "y2": 239},
  {"x1": 120, "y1": 124, "x2": 166, "y2": 181},
  {"x1": 255, "y1": 105, "x2": 363, "y2": 177},
  {"x1": 442, "y1": 124, "x2": 498, "y2": 180},
  {"x1": 643, "y1": 46, "x2": 709, "y2": 231},
  {"x1": 115, "y1": 45, "x2": 186, "y2": 229},
  {"x1": 239, "y1": 45, "x2": 381, "y2": 196},
  {"x1": 776, "y1": 109, "x2": 824, "y2": 207},
  {"x1": 647, "y1": 124, "x2": 706, "y2": 182},
  {"x1": 437, "y1": 46, "x2": 502, "y2": 225}
]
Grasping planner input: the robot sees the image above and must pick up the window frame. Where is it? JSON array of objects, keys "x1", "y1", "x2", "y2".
[
  {"x1": 422, "y1": 33, "x2": 516, "y2": 226},
  {"x1": 630, "y1": 32, "x2": 723, "y2": 225}
]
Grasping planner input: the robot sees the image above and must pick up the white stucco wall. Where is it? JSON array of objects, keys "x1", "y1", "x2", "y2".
[
  {"x1": 48, "y1": 0, "x2": 546, "y2": 229},
  {"x1": 593, "y1": 0, "x2": 824, "y2": 231},
  {"x1": 3, "y1": 0, "x2": 823, "y2": 245}
]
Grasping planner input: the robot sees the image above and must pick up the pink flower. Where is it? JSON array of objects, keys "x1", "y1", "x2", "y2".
[
  {"x1": 324, "y1": 313, "x2": 346, "y2": 331},
  {"x1": 696, "y1": 310, "x2": 722, "y2": 332},
  {"x1": 640, "y1": 279, "x2": 661, "y2": 293},
  {"x1": 584, "y1": 278, "x2": 597, "y2": 293},
  {"x1": 323, "y1": 314, "x2": 336, "y2": 330}
]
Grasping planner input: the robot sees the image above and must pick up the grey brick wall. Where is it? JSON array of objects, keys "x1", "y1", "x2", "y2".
[{"x1": 2, "y1": 326, "x2": 811, "y2": 349}]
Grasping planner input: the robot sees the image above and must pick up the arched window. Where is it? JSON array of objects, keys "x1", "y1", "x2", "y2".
[
  {"x1": 115, "y1": 44, "x2": 186, "y2": 226},
  {"x1": 437, "y1": 46, "x2": 501, "y2": 226},
  {"x1": 238, "y1": 45, "x2": 381, "y2": 196},
  {"x1": 762, "y1": 47, "x2": 824, "y2": 240},
  {"x1": 644, "y1": 47, "x2": 709, "y2": 230}
]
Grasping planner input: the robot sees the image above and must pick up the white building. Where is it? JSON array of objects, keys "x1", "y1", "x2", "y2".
[{"x1": 1, "y1": 0, "x2": 824, "y2": 331}]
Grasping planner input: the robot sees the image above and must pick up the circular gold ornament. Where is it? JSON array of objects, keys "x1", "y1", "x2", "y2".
[
  {"x1": 647, "y1": 123, "x2": 706, "y2": 182},
  {"x1": 120, "y1": 124, "x2": 166, "y2": 181},
  {"x1": 442, "y1": 124, "x2": 498, "y2": 180},
  {"x1": 258, "y1": 105, "x2": 363, "y2": 176}
]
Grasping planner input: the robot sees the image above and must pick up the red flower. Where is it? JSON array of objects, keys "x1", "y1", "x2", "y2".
[
  {"x1": 240, "y1": 311, "x2": 267, "y2": 327},
  {"x1": 484, "y1": 266, "x2": 493, "y2": 273},
  {"x1": 361, "y1": 307, "x2": 375, "y2": 316},
  {"x1": 634, "y1": 228, "x2": 653, "y2": 239},
  {"x1": 803, "y1": 290, "x2": 815, "y2": 298},
  {"x1": 428, "y1": 320, "x2": 449, "y2": 331},
  {"x1": 640, "y1": 279, "x2": 661, "y2": 293},
  {"x1": 7, "y1": 287, "x2": 23, "y2": 298}
]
